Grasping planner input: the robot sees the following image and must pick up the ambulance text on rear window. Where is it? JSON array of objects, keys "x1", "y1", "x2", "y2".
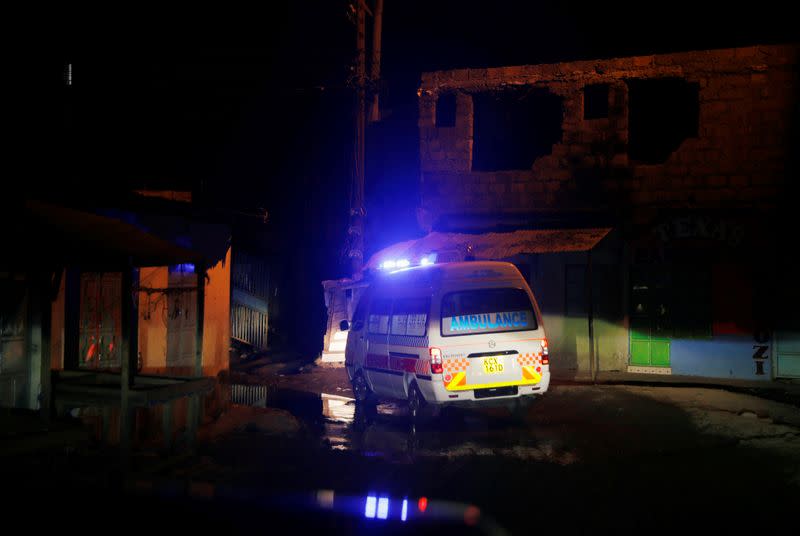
[{"x1": 440, "y1": 288, "x2": 537, "y2": 337}]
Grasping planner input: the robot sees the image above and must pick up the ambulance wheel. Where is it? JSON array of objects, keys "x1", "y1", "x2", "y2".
[
  {"x1": 407, "y1": 382, "x2": 425, "y2": 419},
  {"x1": 352, "y1": 371, "x2": 375, "y2": 406}
]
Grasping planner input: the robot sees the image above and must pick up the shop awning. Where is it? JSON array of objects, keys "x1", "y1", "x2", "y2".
[{"x1": 7, "y1": 200, "x2": 230, "y2": 269}]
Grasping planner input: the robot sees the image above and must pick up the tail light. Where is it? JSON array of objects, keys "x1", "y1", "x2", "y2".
[
  {"x1": 541, "y1": 339, "x2": 549, "y2": 365},
  {"x1": 429, "y1": 347, "x2": 443, "y2": 374}
]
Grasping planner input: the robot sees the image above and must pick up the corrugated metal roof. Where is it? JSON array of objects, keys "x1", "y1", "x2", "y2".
[
  {"x1": 365, "y1": 228, "x2": 612, "y2": 271},
  {"x1": 19, "y1": 200, "x2": 229, "y2": 268}
]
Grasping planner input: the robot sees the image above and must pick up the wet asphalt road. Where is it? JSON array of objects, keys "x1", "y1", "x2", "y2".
[
  {"x1": 194, "y1": 383, "x2": 800, "y2": 534},
  {"x1": 6, "y1": 380, "x2": 798, "y2": 535}
]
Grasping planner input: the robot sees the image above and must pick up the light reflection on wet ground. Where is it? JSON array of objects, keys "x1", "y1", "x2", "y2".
[
  {"x1": 266, "y1": 388, "x2": 577, "y2": 465},
  {"x1": 320, "y1": 393, "x2": 355, "y2": 451}
]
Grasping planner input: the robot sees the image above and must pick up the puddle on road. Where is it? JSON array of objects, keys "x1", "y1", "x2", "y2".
[
  {"x1": 320, "y1": 393, "x2": 355, "y2": 451},
  {"x1": 263, "y1": 387, "x2": 576, "y2": 464}
]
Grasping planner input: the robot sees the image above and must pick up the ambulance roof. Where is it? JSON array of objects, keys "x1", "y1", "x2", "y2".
[{"x1": 375, "y1": 261, "x2": 523, "y2": 290}]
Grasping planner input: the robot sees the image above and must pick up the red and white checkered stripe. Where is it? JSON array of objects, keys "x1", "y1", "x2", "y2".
[
  {"x1": 516, "y1": 353, "x2": 543, "y2": 367},
  {"x1": 443, "y1": 357, "x2": 469, "y2": 373}
]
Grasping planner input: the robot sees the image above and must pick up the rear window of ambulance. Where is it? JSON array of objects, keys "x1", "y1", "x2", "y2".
[
  {"x1": 440, "y1": 288, "x2": 537, "y2": 337},
  {"x1": 390, "y1": 297, "x2": 430, "y2": 337}
]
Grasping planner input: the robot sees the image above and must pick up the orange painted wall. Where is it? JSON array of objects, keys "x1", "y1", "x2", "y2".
[
  {"x1": 138, "y1": 266, "x2": 169, "y2": 371},
  {"x1": 50, "y1": 247, "x2": 231, "y2": 378},
  {"x1": 202, "y1": 247, "x2": 231, "y2": 377},
  {"x1": 138, "y1": 247, "x2": 231, "y2": 377}
]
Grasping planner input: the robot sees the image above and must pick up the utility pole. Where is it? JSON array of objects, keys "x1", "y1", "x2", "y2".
[
  {"x1": 369, "y1": 0, "x2": 384, "y2": 123},
  {"x1": 348, "y1": 0, "x2": 383, "y2": 275}
]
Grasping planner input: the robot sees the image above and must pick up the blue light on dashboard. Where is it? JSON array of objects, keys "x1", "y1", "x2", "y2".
[
  {"x1": 377, "y1": 497, "x2": 389, "y2": 519},
  {"x1": 401, "y1": 499, "x2": 408, "y2": 521},
  {"x1": 364, "y1": 495, "x2": 377, "y2": 518}
]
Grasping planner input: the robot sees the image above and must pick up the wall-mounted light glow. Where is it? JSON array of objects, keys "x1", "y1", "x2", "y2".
[
  {"x1": 365, "y1": 495, "x2": 377, "y2": 518},
  {"x1": 396, "y1": 259, "x2": 410, "y2": 268},
  {"x1": 377, "y1": 497, "x2": 389, "y2": 519},
  {"x1": 169, "y1": 263, "x2": 195, "y2": 273}
]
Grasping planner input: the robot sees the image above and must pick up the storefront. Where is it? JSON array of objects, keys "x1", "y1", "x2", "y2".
[{"x1": 624, "y1": 212, "x2": 777, "y2": 380}]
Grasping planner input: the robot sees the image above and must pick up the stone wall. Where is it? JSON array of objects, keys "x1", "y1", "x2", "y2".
[{"x1": 417, "y1": 45, "x2": 798, "y2": 230}]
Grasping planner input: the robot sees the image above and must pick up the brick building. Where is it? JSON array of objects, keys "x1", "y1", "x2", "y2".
[{"x1": 412, "y1": 44, "x2": 799, "y2": 380}]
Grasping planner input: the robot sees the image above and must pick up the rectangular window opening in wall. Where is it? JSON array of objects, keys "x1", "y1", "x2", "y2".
[
  {"x1": 583, "y1": 84, "x2": 609, "y2": 119},
  {"x1": 626, "y1": 78, "x2": 699, "y2": 164},
  {"x1": 472, "y1": 87, "x2": 563, "y2": 172},
  {"x1": 436, "y1": 93, "x2": 457, "y2": 128}
]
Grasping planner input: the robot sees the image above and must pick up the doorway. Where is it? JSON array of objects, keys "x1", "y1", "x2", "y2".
[{"x1": 629, "y1": 265, "x2": 671, "y2": 367}]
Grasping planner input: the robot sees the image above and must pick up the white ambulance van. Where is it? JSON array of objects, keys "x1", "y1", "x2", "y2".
[{"x1": 341, "y1": 261, "x2": 549, "y2": 417}]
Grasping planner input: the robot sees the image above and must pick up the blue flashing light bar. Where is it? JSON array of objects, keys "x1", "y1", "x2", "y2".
[
  {"x1": 379, "y1": 254, "x2": 436, "y2": 271},
  {"x1": 364, "y1": 496, "x2": 377, "y2": 518},
  {"x1": 377, "y1": 497, "x2": 389, "y2": 520},
  {"x1": 401, "y1": 499, "x2": 408, "y2": 522}
]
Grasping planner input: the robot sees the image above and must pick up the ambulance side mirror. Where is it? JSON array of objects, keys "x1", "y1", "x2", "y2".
[{"x1": 340, "y1": 320, "x2": 350, "y2": 331}]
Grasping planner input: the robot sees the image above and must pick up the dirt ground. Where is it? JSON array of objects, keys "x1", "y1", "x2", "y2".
[
  {"x1": 7, "y1": 361, "x2": 799, "y2": 534},
  {"x1": 227, "y1": 361, "x2": 800, "y2": 482}
]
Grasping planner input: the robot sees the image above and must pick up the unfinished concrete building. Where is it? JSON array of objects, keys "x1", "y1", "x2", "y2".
[{"x1": 412, "y1": 44, "x2": 799, "y2": 381}]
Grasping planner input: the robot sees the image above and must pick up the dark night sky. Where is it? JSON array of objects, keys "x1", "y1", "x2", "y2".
[
  {"x1": 36, "y1": 3, "x2": 795, "y2": 263},
  {"x1": 13, "y1": 1, "x2": 796, "y2": 351}
]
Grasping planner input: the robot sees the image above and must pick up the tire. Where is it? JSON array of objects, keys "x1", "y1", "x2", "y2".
[
  {"x1": 351, "y1": 370, "x2": 375, "y2": 406},
  {"x1": 407, "y1": 381, "x2": 425, "y2": 420}
]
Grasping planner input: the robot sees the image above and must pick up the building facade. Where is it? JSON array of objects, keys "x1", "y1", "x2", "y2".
[
  {"x1": 1, "y1": 196, "x2": 232, "y2": 452},
  {"x1": 416, "y1": 44, "x2": 799, "y2": 381}
]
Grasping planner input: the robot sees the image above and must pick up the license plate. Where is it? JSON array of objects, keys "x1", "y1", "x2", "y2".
[{"x1": 482, "y1": 356, "x2": 504, "y2": 374}]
